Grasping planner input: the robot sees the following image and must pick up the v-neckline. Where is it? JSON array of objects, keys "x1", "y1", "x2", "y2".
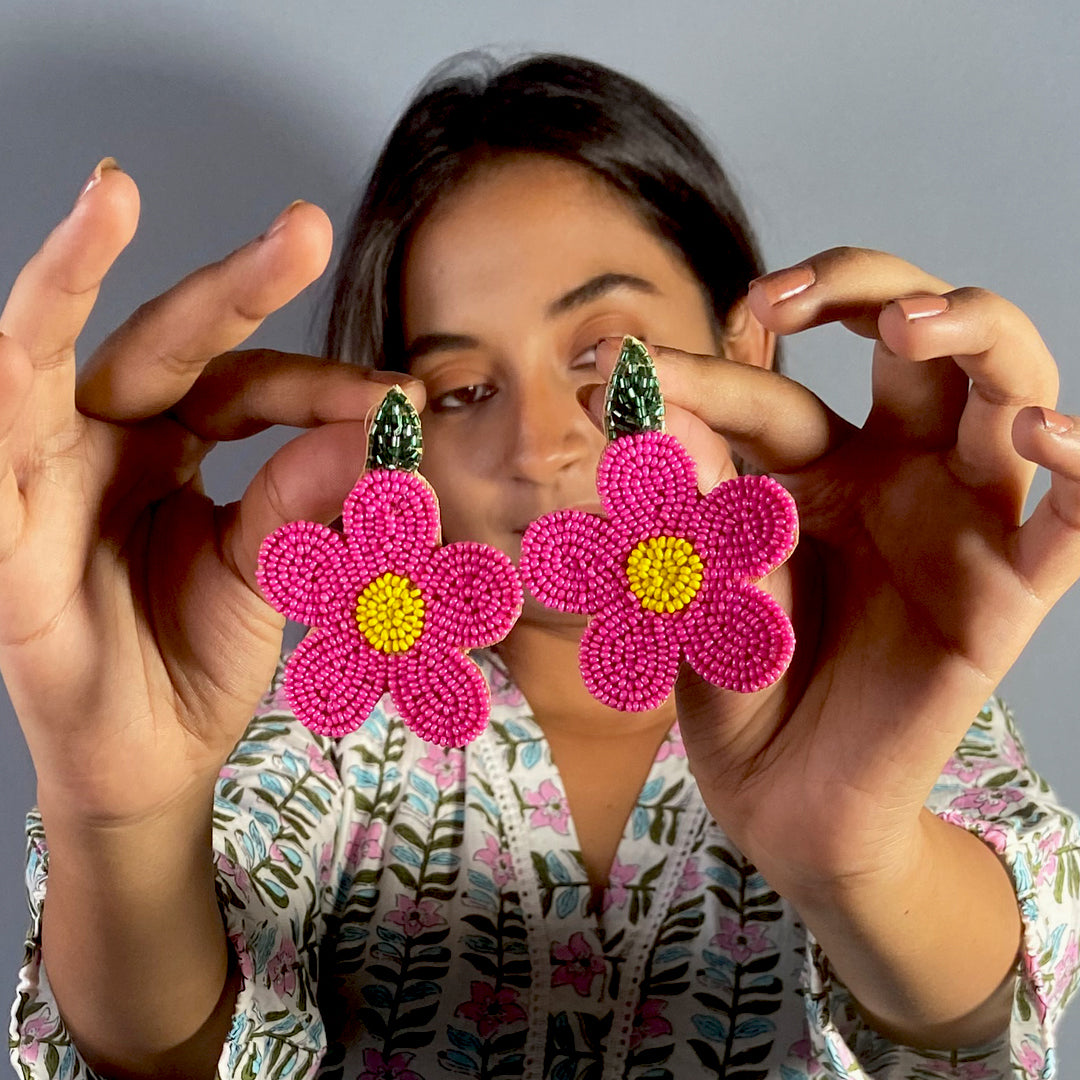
[
  {"x1": 474, "y1": 652, "x2": 709, "y2": 1080},
  {"x1": 478, "y1": 652, "x2": 700, "y2": 936}
]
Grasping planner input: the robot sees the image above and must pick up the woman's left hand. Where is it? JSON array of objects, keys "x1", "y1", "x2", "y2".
[{"x1": 595, "y1": 246, "x2": 1079, "y2": 899}]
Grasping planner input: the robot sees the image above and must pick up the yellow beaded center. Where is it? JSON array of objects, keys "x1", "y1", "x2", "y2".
[
  {"x1": 626, "y1": 536, "x2": 704, "y2": 614},
  {"x1": 355, "y1": 572, "x2": 426, "y2": 654}
]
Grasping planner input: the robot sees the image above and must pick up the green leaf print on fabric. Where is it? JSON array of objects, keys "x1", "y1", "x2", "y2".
[
  {"x1": 692, "y1": 843, "x2": 783, "y2": 1079},
  {"x1": 357, "y1": 752, "x2": 465, "y2": 1060},
  {"x1": 330, "y1": 716, "x2": 408, "y2": 979}
]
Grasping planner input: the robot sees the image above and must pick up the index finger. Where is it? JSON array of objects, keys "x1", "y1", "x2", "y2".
[
  {"x1": 76, "y1": 200, "x2": 333, "y2": 421},
  {"x1": 166, "y1": 350, "x2": 426, "y2": 441},
  {"x1": 594, "y1": 338, "x2": 852, "y2": 473},
  {"x1": 746, "y1": 247, "x2": 953, "y2": 340}
]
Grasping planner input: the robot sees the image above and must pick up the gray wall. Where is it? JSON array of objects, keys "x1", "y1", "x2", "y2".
[{"x1": 1, "y1": 0, "x2": 1079, "y2": 1062}]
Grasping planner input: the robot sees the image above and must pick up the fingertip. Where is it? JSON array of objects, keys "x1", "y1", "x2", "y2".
[
  {"x1": 72, "y1": 160, "x2": 141, "y2": 243},
  {"x1": 238, "y1": 201, "x2": 335, "y2": 315},
  {"x1": 1012, "y1": 405, "x2": 1080, "y2": 478},
  {"x1": 1032, "y1": 405, "x2": 1073, "y2": 437},
  {"x1": 875, "y1": 295, "x2": 955, "y2": 364},
  {"x1": 366, "y1": 370, "x2": 427, "y2": 412},
  {"x1": 575, "y1": 382, "x2": 604, "y2": 429},
  {"x1": 262, "y1": 200, "x2": 334, "y2": 275},
  {"x1": 98, "y1": 169, "x2": 141, "y2": 246},
  {"x1": 1012, "y1": 404, "x2": 1074, "y2": 445},
  {"x1": 594, "y1": 337, "x2": 622, "y2": 376}
]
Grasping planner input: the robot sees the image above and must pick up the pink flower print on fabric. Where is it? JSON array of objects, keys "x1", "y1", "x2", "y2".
[
  {"x1": 417, "y1": 744, "x2": 466, "y2": 790},
  {"x1": 17, "y1": 1006, "x2": 60, "y2": 1063},
  {"x1": 523, "y1": 778, "x2": 571, "y2": 834},
  {"x1": 1036, "y1": 829, "x2": 1065, "y2": 887},
  {"x1": 941, "y1": 753, "x2": 997, "y2": 785},
  {"x1": 551, "y1": 931, "x2": 606, "y2": 996},
  {"x1": 344, "y1": 819, "x2": 384, "y2": 867},
  {"x1": 474, "y1": 832, "x2": 516, "y2": 886},
  {"x1": 672, "y1": 855, "x2": 704, "y2": 901},
  {"x1": 520, "y1": 431, "x2": 798, "y2": 710},
  {"x1": 267, "y1": 937, "x2": 299, "y2": 996},
  {"x1": 711, "y1": 917, "x2": 773, "y2": 964},
  {"x1": 926, "y1": 1064, "x2": 996, "y2": 1080},
  {"x1": 602, "y1": 856, "x2": 638, "y2": 912},
  {"x1": 257, "y1": 469, "x2": 523, "y2": 745},
  {"x1": 630, "y1": 998, "x2": 673, "y2": 1048},
  {"x1": 385, "y1": 895, "x2": 446, "y2": 937},
  {"x1": 357, "y1": 1049, "x2": 424, "y2": 1080},
  {"x1": 214, "y1": 852, "x2": 251, "y2": 902},
  {"x1": 654, "y1": 723, "x2": 686, "y2": 761},
  {"x1": 304, "y1": 742, "x2": 339, "y2": 781},
  {"x1": 454, "y1": 981, "x2": 528, "y2": 1038},
  {"x1": 949, "y1": 786, "x2": 1025, "y2": 819}
]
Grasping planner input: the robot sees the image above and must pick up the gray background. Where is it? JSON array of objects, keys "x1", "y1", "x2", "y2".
[{"x1": 1, "y1": 0, "x2": 1079, "y2": 1063}]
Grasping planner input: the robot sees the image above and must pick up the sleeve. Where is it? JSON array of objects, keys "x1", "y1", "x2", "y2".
[
  {"x1": 798, "y1": 695, "x2": 1080, "y2": 1080},
  {"x1": 9, "y1": 672, "x2": 345, "y2": 1080}
]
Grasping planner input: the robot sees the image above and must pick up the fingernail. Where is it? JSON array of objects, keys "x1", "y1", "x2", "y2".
[
  {"x1": 264, "y1": 200, "x2": 306, "y2": 239},
  {"x1": 1038, "y1": 406, "x2": 1073, "y2": 436},
  {"x1": 76, "y1": 156, "x2": 120, "y2": 205},
  {"x1": 749, "y1": 265, "x2": 816, "y2": 305},
  {"x1": 893, "y1": 295, "x2": 950, "y2": 321},
  {"x1": 593, "y1": 338, "x2": 622, "y2": 372}
]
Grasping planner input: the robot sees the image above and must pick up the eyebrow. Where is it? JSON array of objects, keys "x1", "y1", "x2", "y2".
[
  {"x1": 405, "y1": 273, "x2": 658, "y2": 366},
  {"x1": 545, "y1": 272, "x2": 658, "y2": 316}
]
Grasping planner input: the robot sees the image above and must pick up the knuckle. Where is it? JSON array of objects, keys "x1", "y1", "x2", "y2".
[{"x1": 817, "y1": 245, "x2": 881, "y2": 271}]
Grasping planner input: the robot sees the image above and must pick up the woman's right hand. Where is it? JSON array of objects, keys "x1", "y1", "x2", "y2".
[{"x1": 0, "y1": 161, "x2": 418, "y2": 827}]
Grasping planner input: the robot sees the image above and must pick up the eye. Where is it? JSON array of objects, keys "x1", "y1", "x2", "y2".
[
  {"x1": 571, "y1": 343, "x2": 599, "y2": 370},
  {"x1": 428, "y1": 383, "x2": 497, "y2": 412}
]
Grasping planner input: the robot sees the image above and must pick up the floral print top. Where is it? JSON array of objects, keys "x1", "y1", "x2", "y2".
[{"x1": 10, "y1": 650, "x2": 1080, "y2": 1079}]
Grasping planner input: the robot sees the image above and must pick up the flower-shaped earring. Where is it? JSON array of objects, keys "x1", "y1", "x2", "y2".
[
  {"x1": 519, "y1": 336, "x2": 798, "y2": 711},
  {"x1": 257, "y1": 386, "x2": 524, "y2": 746}
]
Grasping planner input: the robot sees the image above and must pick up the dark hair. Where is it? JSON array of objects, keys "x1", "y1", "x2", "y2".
[{"x1": 324, "y1": 52, "x2": 770, "y2": 371}]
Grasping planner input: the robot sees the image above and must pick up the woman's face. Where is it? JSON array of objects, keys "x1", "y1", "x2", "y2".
[{"x1": 401, "y1": 155, "x2": 722, "y2": 570}]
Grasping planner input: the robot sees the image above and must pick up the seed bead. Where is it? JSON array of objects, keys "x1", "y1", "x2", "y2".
[{"x1": 355, "y1": 572, "x2": 426, "y2": 654}]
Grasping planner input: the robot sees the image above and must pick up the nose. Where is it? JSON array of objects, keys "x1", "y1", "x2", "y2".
[{"x1": 508, "y1": 373, "x2": 595, "y2": 484}]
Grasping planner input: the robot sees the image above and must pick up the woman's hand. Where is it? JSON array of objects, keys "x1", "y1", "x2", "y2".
[
  {"x1": 0, "y1": 162, "x2": 417, "y2": 827},
  {"x1": 594, "y1": 247, "x2": 1078, "y2": 1042}
]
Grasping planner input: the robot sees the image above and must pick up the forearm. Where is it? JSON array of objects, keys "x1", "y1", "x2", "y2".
[
  {"x1": 38, "y1": 779, "x2": 238, "y2": 1079},
  {"x1": 787, "y1": 808, "x2": 1021, "y2": 1050}
]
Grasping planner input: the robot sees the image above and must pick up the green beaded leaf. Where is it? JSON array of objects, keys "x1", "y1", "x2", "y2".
[
  {"x1": 603, "y1": 335, "x2": 665, "y2": 441},
  {"x1": 366, "y1": 385, "x2": 423, "y2": 472}
]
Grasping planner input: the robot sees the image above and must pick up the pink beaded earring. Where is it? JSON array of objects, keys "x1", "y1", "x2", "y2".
[
  {"x1": 257, "y1": 386, "x2": 524, "y2": 746},
  {"x1": 519, "y1": 336, "x2": 798, "y2": 711}
]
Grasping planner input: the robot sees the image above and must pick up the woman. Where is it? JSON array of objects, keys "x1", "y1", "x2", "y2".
[{"x1": 6, "y1": 53, "x2": 1079, "y2": 1079}]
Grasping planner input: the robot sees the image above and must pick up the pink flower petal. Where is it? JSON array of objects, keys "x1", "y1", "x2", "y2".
[
  {"x1": 520, "y1": 509, "x2": 623, "y2": 614},
  {"x1": 596, "y1": 432, "x2": 698, "y2": 535},
  {"x1": 257, "y1": 521, "x2": 354, "y2": 626},
  {"x1": 421, "y1": 541, "x2": 524, "y2": 647},
  {"x1": 681, "y1": 580, "x2": 794, "y2": 693},
  {"x1": 342, "y1": 470, "x2": 440, "y2": 578},
  {"x1": 579, "y1": 602, "x2": 680, "y2": 711},
  {"x1": 693, "y1": 474, "x2": 799, "y2": 583},
  {"x1": 389, "y1": 645, "x2": 490, "y2": 747},
  {"x1": 284, "y1": 630, "x2": 389, "y2": 737}
]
